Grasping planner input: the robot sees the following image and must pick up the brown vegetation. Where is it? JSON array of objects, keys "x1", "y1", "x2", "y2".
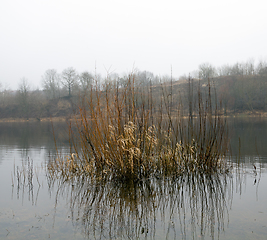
[{"x1": 48, "y1": 74, "x2": 229, "y2": 182}]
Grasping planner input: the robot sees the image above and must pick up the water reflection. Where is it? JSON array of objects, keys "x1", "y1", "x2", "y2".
[
  {"x1": 229, "y1": 117, "x2": 267, "y2": 163},
  {"x1": 46, "y1": 171, "x2": 234, "y2": 239},
  {"x1": 5, "y1": 119, "x2": 267, "y2": 239},
  {"x1": 0, "y1": 121, "x2": 69, "y2": 165},
  {"x1": 12, "y1": 158, "x2": 41, "y2": 206}
]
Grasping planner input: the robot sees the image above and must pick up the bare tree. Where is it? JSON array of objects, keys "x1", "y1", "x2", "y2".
[
  {"x1": 244, "y1": 59, "x2": 255, "y2": 75},
  {"x1": 218, "y1": 64, "x2": 232, "y2": 76},
  {"x1": 256, "y1": 60, "x2": 267, "y2": 76},
  {"x1": 230, "y1": 63, "x2": 244, "y2": 76},
  {"x1": 17, "y1": 77, "x2": 31, "y2": 118},
  {"x1": 42, "y1": 69, "x2": 61, "y2": 99},
  {"x1": 198, "y1": 63, "x2": 217, "y2": 79},
  {"x1": 79, "y1": 71, "x2": 93, "y2": 93},
  {"x1": 136, "y1": 71, "x2": 155, "y2": 86},
  {"x1": 61, "y1": 67, "x2": 78, "y2": 97}
]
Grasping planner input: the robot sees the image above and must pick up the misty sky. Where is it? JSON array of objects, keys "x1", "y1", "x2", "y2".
[{"x1": 1, "y1": 0, "x2": 266, "y2": 90}]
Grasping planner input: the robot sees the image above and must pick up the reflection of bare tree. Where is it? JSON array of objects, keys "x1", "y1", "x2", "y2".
[{"x1": 47, "y1": 171, "x2": 233, "y2": 239}]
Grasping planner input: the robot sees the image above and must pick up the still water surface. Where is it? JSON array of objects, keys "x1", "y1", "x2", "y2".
[{"x1": 0, "y1": 118, "x2": 266, "y2": 240}]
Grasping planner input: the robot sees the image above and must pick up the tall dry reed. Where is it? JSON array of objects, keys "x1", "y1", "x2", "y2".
[{"x1": 48, "y1": 74, "x2": 229, "y2": 182}]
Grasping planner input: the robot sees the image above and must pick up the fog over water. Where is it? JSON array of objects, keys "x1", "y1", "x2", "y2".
[{"x1": 1, "y1": 0, "x2": 267, "y2": 89}]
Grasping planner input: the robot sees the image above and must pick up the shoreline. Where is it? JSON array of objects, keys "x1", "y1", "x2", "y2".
[
  {"x1": 0, "y1": 117, "x2": 68, "y2": 123},
  {"x1": 0, "y1": 111, "x2": 267, "y2": 123}
]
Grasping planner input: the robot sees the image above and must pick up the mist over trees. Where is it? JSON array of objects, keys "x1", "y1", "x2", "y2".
[
  {"x1": 42, "y1": 69, "x2": 61, "y2": 100},
  {"x1": 191, "y1": 58, "x2": 265, "y2": 79},
  {"x1": 79, "y1": 71, "x2": 94, "y2": 95},
  {"x1": 61, "y1": 67, "x2": 79, "y2": 97},
  {"x1": 188, "y1": 59, "x2": 267, "y2": 113},
  {"x1": 17, "y1": 78, "x2": 30, "y2": 118},
  {"x1": 0, "y1": 59, "x2": 267, "y2": 120}
]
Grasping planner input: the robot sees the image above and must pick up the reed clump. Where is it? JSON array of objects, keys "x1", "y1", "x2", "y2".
[{"x1": 48, "y1": 74, "x2": 229, "y2": 182}]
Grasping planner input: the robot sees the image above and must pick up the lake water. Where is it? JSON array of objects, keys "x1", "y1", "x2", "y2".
[{"x1": 0, "y1": 118, "x2": 266, "y2": 240}]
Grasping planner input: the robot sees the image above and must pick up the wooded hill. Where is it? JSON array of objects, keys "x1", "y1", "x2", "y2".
[{"x1": 0, "y1": 60, "x2": 266, "y2": 120}]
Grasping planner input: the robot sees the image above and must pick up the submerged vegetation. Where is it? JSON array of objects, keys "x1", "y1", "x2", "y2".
[{"x1": 48, "y1": 74, "x2": 229, "y2": 182}]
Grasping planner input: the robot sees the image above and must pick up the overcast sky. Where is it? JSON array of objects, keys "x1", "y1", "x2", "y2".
[{"x1": 1, "y1": 0, "x2": 266, "y2": 90}]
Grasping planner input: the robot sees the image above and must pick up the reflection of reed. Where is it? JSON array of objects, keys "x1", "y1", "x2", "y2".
[
  {"x1": 47, "y1": 171, "x2": 233, "y2": 239},
  {"x1": 12, "y1": 158, "x2": 41, "y2": 205}
]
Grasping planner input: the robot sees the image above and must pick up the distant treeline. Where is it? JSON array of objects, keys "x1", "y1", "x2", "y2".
[
  {"x1": 0, "y1": 59, "x2": 267, "y2": 119},
  {"x1": 185, "y1": 59, "x2": 267, "y2": 113}
]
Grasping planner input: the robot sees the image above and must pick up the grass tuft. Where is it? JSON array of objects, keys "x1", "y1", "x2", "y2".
[{"x1": 48, "y1": 75, "x2": 229, "y2": 182}]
